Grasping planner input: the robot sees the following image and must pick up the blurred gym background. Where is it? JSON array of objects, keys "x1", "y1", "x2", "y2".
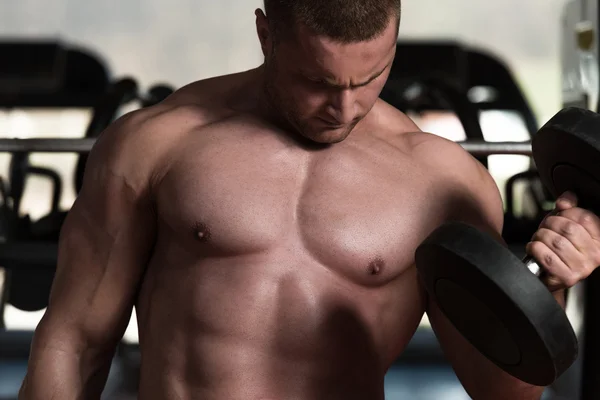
[{"x1": 0, "y1": 0, "x2": 597, "y2": 399}]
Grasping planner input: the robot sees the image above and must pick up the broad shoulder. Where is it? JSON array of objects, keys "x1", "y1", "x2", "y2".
[
  {"x1": 85, "y1": 101, "x2": 212, "y2": 197},
  {"x1": 411, "y1": 132, "x2": 504, "y2": 236},
  {"x1": 84, "y1": 69, "x2": 274, "y2": 197},
  {"x1": 164, "y1": 69, "x2": 254, "y2": 110},
  {"x1": 369, "y1": 103, "x2": 505, "y2": 236}
]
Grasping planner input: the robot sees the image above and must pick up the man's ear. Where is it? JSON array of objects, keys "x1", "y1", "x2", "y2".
[{"x1": 255, "y1": 9, "x2": 273, "y2": 57}]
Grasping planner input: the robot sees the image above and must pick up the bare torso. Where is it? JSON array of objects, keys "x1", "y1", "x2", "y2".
[{"x1": 133, "y1": 71, "x2": 453, "y2": 399}]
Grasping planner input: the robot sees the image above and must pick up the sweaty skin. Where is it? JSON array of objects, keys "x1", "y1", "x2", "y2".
[{"x1": 19, "y1": 13, "x2": 548, "y2": 400}]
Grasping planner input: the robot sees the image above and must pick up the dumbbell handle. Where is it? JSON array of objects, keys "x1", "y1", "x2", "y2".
[{"x1": 524, "y1": 256, "x2": 545, "y2": 278}]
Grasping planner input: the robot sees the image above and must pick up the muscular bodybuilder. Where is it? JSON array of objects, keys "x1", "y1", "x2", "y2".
[{"x1": 19, "y1": 1, "x2": 600, "y2": 399}]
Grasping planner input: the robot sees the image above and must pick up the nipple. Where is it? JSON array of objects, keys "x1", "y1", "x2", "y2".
[
  {"x1": 194, "y1": 222, "x2": 211, "y2": 242},
  {"x1": 368, "y1": 258, "x2": 385, "y2": 276}
]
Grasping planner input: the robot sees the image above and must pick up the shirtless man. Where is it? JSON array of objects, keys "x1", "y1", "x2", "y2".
[{"x1": 18, "y1": 1, "x2": 600, "y2": 399}]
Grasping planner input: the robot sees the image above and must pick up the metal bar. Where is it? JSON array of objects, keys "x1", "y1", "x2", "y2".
[
  {"x1": 0, "y1": 138, "x2": 96, "y2": 153},
  {"x1": 459, "y1": 141, "x2": 532, "y2": 156},
  {"x1": 0, "y1": 138, "x2": 534, "y2": 156}
]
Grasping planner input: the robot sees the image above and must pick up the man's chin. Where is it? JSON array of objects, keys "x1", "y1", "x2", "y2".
[
  {"x1": 300, "y1": 125, "x2": 356, "y2": 144},
  {"x1": 300, "y1": 131, "x2": 346, "y2": 145}
]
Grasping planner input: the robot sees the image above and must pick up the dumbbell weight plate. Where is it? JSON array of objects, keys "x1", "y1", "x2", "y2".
[
  {"x1": 416, "y1": 222, "x2": 577, "y2": 386},
  {"x1": 533, "y1": 107, "x2": 600, "y2": 214}
]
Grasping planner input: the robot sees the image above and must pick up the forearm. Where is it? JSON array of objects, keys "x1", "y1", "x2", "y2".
[
  {"x1": 19, "y1": 344, "x2": 113, "y2": 400},
  {"x1": 427, "y1": 300, "x2": 547, "y2": 400},
  {"x1": 457, "y1": 289, "x2": 567, "y2": 400},
  {"x1": 457, "y1": 341, "x2": 545, "y2": 400}
]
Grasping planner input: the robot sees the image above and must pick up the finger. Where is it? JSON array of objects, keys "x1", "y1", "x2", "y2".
[
  {"x1": 539, "y1": 208, "x2": 560, "y2": 226},
  {"x1": 557, "y1": 207, "x2": 600, "y2": 241},
  {"x1": 538, "y1": 215, "x2": 594, "y2": 255},
  {"x1": 555, "y1": 191, "x2": 578, "y2": 211},
  {"x1": 526, "y1": 241, "x2": 578, "y2": 291},
  {"x1": 531, "y1": 228, "x2": 586, "y2": 273}
]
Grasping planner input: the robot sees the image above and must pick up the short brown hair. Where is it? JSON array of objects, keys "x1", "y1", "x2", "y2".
[{"x1": 264, "y1": 0, "x2": 401, "y2": 43}]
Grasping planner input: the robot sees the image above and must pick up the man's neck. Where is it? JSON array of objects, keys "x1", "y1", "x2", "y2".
[
  {"x1": 226, "y1": 66, "x2": 282, "y2": 123},
  {"x1": 255, "y1": 66, "x2": 331, "y2": 150},
  {"x1": 253, "y1": 65, "x2": 292, "y2": 130}
]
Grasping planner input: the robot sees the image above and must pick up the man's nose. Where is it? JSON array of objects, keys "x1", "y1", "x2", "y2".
[{"x1": 327, "y1": 89, "x2": 357, "y2": 124}]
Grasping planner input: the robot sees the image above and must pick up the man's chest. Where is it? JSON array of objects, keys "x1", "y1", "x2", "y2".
[{"x1": 155, "y1": 138, "x2": 447, "y2": 285}]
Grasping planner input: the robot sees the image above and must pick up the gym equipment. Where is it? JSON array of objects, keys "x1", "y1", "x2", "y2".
[
  {"x1": 0, "y1": 241, "x2": 58, "y2": 311},
  {"x1": 465, "y1": 48, "x2": 538, "y2": 135},
  {"x1": 415, "y1": 107, "x2": 598, "y2": 386},
  {"x1": 0, "y1": 40, "x2": 112, "y2": 231},
  {"x1": 0, "y1": 41, "x2": 114, "y2": 312},
  {"x1": 382, "y1": 41, "x2": 537, "y2": 134},
  {"x1": 0, "y1": 42, "x2": 68, "y2": 97},
  {"x1": 1, "y1": 40, "x2": 119, "y2": 222},
  {"x1": 0, "y1": 138, "x2": 96, "y2": 153},
  {"x1": 0, "y1": 41, "x2": 110, "y2": 107},
  {"x1": 9, "y1": 154, "x2": 63, "y2": 217}
]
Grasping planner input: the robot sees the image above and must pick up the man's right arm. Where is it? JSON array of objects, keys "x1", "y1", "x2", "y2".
[
  {"x1": 19, "y1": 111, "x2": 160, "y2": 399},
  {"x1": 419, "y1": 137, "x2": 545, "y2": 399}
]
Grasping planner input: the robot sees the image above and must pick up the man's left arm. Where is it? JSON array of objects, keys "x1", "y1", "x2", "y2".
[{"x1": 421, "y1": 140, "x2": 600, "y2": 399}]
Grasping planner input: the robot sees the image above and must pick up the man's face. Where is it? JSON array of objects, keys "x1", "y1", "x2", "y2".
[{"x1": 262, "y1": 18, "x2": 398, "y2": 144}]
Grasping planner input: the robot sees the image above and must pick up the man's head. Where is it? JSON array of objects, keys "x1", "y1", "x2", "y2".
[{"x1": 256, "y1": 0, "x2": 401, "y2": 144}]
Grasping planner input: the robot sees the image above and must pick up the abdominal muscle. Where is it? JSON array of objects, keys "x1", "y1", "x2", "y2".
[{"x1": 133, "y1": 247, "x2": 424, "y2": 400}]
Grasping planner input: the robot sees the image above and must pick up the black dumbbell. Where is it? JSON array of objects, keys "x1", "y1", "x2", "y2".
[{"x1": 416, "y1": 107, "x2": 600, "y2": 386}]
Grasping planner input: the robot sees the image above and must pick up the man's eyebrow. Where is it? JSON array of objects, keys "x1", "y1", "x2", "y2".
[
  {"x1": 307, "y1": 60, "x2": 393, "y2": 89},
  {"x1": 350, "y1": 62, "x2": 393, "y2": 88}
]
